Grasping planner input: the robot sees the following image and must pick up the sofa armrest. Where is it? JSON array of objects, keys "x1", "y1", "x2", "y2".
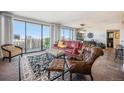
[
  {"x1": 15, "y1": 46, "x2": 22, "y2": 53},
  {"x1": 67, "y1": 60, "x2": 91, "y2": 74},
  {"x1": 68, "y1": 55, "x2": 83, "y2": 61},
  {"x1": 1, "y1": 47, "x2": 10, "y2": 53},
  {"x1": 1, "y1": 47, "x2": 11, "y2": 57},
  {"x1": 15, "y1": 45, "x2": 22, "y2": 50}
]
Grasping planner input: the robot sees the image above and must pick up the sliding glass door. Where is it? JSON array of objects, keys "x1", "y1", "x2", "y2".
[
  {"x1": 13, "y1": 19, "x2": 51, "y2": 53},
  {"x1": 26, "y1": 23, "x2": 41, "y2": 52},
  {"x1": 43, "y1": 25, "x2": 50, "y2": 49},
  {"x1": 13, "y1": 20, "x2": 25, "y2": 53}
]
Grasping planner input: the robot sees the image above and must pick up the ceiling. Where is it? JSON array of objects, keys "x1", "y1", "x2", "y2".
[{"x1": 10, "y1": 11, "x2": 124, "y2": 28}]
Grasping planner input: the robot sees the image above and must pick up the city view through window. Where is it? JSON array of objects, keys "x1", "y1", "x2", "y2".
[
  {"x1": 13, "y1": 20, "x2": 50, "y2": 53},
  {"x1": 60, "y1": 27, "x2": 73, "y2": 40}
]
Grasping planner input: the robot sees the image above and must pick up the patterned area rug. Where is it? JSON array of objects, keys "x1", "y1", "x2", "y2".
[{"x1": 21, "y1": 52, "x2": 69, "y2": 81}]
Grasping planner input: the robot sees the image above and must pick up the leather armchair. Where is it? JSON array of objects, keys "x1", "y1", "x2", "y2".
[
  {"x1": 67, "y1": 47, "x2": 104, "y2": 80},
  {"x1": 1, "y1": 44, "x2": 23, "y2": 62}
]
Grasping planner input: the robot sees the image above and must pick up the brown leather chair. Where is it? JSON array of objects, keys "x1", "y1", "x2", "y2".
[
  {"x1": 1, "y1": 44, "x2": 22, "y2": 62},
  {"x1": 67, "y1": 47, "x2": 104, "y2": 80}
]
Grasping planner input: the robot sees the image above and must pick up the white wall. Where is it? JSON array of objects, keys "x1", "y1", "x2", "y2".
[
  {"x1": 84, "y1": 23, "x2": 124, "y2": 47},
  {"x1": 0, "y1": 15, "x2": 2, "y2": 45},
  {"x1": 84, "y1": 27, "x2": 106, "y2": 44},
  {"x1": 120, "y1": 26, "x2": 124, "y2": 46},
  {"x1": 0, "y1": 15, "x2": 2, "y2": 58}
]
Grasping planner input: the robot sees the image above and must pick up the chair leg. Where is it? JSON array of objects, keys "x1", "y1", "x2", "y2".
[
  {"x1": 9, "y1": 58, "x2": 11, "y2": 62},
  {"x1": 90, "y1": 74, "x2": 93, "y2": 81},
  {"x1": 114, "y1": 54, "x2": 117, "y2": 61},
  {"x1": 62, "y1": 71, "x2": 64, "y2": 80},
  {"x1": 70, "y1": 73, "x2": 72, "y2": 81},
  {"x1": 2, "y1": 57, "x2": 5, "y2": 61},
  {"x1": 48, "y1": 71, "x2": 50, "y2": 79}
]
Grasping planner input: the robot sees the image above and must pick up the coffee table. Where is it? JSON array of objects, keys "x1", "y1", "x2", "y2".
[{"x1": 46, "y1": 48, "x2": 65, "y2": 58}]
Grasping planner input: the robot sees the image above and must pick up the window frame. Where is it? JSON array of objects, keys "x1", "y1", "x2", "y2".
[
  {"x1": 13, "y1": 19, "x2": 51, "y2": 54},
  {"x1": 60, "y1": 27, "x2": 73, "y2": 40}
]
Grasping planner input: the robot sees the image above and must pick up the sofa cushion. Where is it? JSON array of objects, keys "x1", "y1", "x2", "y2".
[
  {"x1": 58, "y1": 40, "x2": 63, "y2": 46},
  {"x1": 64, "y1": 41, "x2": 71, "y2": 48},
  {"x1": 64, "y1": 41, "x2": 80, "y2": 49},
  {"x1": 64, "y1": 49, "x2": 73, "y2": 54},
  {"x1": 11, "y1": 48, "x2": 22, "y2": 57},
  {"x1": 2, "y1": 47, "x2": 22, "y2": 57},
  {"x1": 70, "y1": 43, "x2": 76, "y2": 48}
]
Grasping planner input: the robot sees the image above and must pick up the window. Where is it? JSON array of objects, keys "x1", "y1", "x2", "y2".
[
  {"x1": 13, "y1": 20, "x2": 25, "y2": 53},
  {"x1": 13, "y1": 19, "x2": 51, "y2": 53},
  {"x1": 60, "y1": 27, "x2": 73, "y2": 40},
  {"x1": 26, "y1": 23, "x2": 41, "y2": 52},
  {"x1": 43, "y1": 25, "x2": 50, "y2": 49}
]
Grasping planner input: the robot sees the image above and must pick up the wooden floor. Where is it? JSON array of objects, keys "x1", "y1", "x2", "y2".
[
  {"x1": 0, "y1": 58, "x2": 19, "y2": 81},
  {"x1": 0, "y1": 48, "x2": 124, "y2": 81},
  {"x1": 92, "y1": 48, "x2": 124, "y2": 80}
]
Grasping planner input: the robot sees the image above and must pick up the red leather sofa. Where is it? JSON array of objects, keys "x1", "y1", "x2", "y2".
[{"x1": 54, "y1": 41, "x2": 83, "y2": 56}]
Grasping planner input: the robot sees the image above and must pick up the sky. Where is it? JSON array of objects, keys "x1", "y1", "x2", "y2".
[
  {"x1": 60, "y1": 28, "x2": 73, "y2": 39},
  {"x1": 13, "y1": 20, "x2": 50, "y2": 39},
  {"x1": 13, "y1": 20, "x2": 72, "y2": 40}
]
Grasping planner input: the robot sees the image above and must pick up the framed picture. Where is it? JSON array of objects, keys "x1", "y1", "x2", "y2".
[{"x1": 115, "y1": 33, "x2": 120, "y2": 39}]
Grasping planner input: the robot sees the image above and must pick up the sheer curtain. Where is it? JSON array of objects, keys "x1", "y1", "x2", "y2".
[
  {"x1": 0, "y1": 13, "x2": 13, "y2": 58},
  {"x1": 4, "y1": 15, "x2": 13, "y2": 44}
]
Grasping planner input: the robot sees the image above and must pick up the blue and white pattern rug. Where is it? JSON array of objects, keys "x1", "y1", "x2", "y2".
[{"x1": 21, "y1": 52, "x2": 69, "y2": 81}]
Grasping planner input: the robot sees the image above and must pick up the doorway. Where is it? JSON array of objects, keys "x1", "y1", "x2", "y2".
[{"x1": 107, "y1": 30, "x2": 120, "y2": 48}]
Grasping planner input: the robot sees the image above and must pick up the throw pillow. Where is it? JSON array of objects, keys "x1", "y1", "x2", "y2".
[{"x1": 58, "y1": 40, "x2": 66, "y2": 48}]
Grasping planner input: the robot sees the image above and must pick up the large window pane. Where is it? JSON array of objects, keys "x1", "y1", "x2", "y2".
[
  {"x1": 13, "y1": 20, "x2": 52, "y2": 53},
  {"x1": 60, "y1": 28, "x2": 64, "y2": 40},
  {"x1": 70, "y1": 29, "x2": 73, "y2": 40},
  {"x1": 60, "y1": 27, "x2": 73, "y2": 40},
  {"x1": 26, "y1": 23, "x2": 41, "y2": 52},
  {"x1": 43, "y1": 25, "x2": 50, "y2": 49},
  {"x1": 64, "y1": 29, "x2": 70, "y2": 40},
  {"x1": 13, "y1": 20, "x2": 25, "y2": 52}
]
